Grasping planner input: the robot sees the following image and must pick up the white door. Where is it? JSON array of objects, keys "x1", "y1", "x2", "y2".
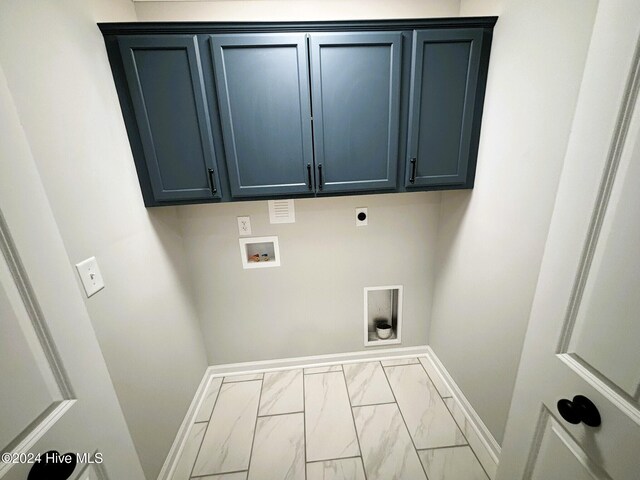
[
  {"x1": 497, "y1": 1, "x2": 640, "y2": 479},
  {"x1": 0, "y1": 67, "x2": 145, "y2": 479}
]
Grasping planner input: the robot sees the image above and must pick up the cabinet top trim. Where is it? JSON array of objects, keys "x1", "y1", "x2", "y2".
[{"x1": 98, "y1": 17, "x2": 497, "y2": 35}]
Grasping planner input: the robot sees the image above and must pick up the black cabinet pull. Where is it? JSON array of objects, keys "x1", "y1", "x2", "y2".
[
  {"x1": 318, "y1": 164, "x2": 323, "y2": 190},
  {"x1": 557, "y1": 395, "x2": 601, "y2": 427},
  {"x1": 207, "y1": 168, "x2": 217, "y2": 195},
  {"x1": 307, "y1": 163, "x2": 313, "y2": 190},
  {"x1": 409, "y1": 157, "x2": 417, "y2": 184}
]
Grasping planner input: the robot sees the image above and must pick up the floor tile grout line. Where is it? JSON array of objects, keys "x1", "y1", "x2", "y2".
[
  {"x1": 257, "y1": 369, "x2": 303, "y2": 417},
  {"x1": 244, "y1": 377, "x2": 265, "y2": 480},
  {"x1": 379, "y1": 361, "x2": 431, "y2": 480},
  {"x1": 380, "y1": 360, "x2": 420, "y2": 367},
  {"x1": 257, "y1": 410, "x2": 304, "y2": 418},
  {"x1": 442, "y1": 398, "x2": 491, "y2": 480},
  {"x1": 415, "y1": 355, "x2": 488, "y2": 477},
  {"x1": 341, "y1": 364, "x2": 369, "y2": 480},
  {"x1": 359, "y1": 456, "x2": 368, "y2": 480},
  {"x1": 351, "y1": 401, "x2": 397, "y2": 408},
  {"x1": 379, "y1": 359, "x2": 487, "y2": 479},
  {"x1": 417, "y1": 357, "x2": 453, "y2": 400},
  {"x1": 188, "y1": 379, "x2": 224, "y2": 478},
  {"x1": 190, "y1": 468, "x2": 247, "y2": 478},
  {"x1": 416, "y1": 444, "x2": 470, "y2": 452},
  {"x1": 303, "y1": 368, "x2": 343, "y2": 376},
  {"x1": 305, "y1": 454, "x2": 363, "y2": 465},
  {"x1": 223, "y1": 377, "x2": 264, "y2": 383}
]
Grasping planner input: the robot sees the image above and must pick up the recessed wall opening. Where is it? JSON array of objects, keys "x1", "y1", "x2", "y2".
[
  {"x1": 364, "y1": 285, "x2": 403, "y2": 346},
  {"x1": 239, "y1": 236, "x2": 281, "y2": 269}
]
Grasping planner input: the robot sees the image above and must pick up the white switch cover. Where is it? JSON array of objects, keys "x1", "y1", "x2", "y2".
[
  {"x1": 75, "y1": 256, "x2": 104, "y2": 298},
  {"x1": 237, "y1": 216, "x2": 252, "y2": 236},
  {"x1": 356, "y1": 207, "x2": 368, "y2": 226}
]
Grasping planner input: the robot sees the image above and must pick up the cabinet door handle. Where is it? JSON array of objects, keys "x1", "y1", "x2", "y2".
[
  {"x1": 318, "y1": 164, "x2": 323, "y2": 191},
  {"x1": 409, "y1": 157, "x2": 417, "y2": 184},
  {"x1": 208, "y1": 168, "x2": 217, "y2": 195},
  {"x1": 307, "y1": 164, "x2": 313, "y2": 190}
]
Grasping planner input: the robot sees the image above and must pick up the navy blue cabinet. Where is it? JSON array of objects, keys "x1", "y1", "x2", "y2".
[
  {"x1": 309, "y1": 33, "x2": 402, "y2": 194},
  {"x1": 405, "y1": 29, "x2": 485, "y2": 188},
  {"x1": 118, "y1": 35, "x2": 222, "y2": 203},
  {"x1": 210, "y1": 34, "x2": 314, "y2": 198},
  {"x1": 101, "y1": 19, "x2": 496, "y2": 206}
]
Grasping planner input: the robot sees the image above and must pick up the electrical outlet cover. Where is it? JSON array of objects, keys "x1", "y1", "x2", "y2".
[
  {"x1": 237, "y1": 216, "x2": 252, "y2": 235},
  {"x1": 75, "y1": 256, "x2": 104, "y2": 298}
]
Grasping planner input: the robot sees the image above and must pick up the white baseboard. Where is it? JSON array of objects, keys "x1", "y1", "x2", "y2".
[
  {"x1": 157, "y1": 345, "x2": 427, "y2": 480},
  {"x1": 424, "y1": 346, "x2": 501, "y2": 479},
  {"x1": 206, "y1": 345, "x2": 429, "y2": 377},
  {"x1": 156, "y1": 369, "x2": 213, "y2": 480}
]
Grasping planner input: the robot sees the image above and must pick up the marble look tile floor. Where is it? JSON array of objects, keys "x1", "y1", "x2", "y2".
[{"x1": 177, "y1": 357, "x2": 489, "y2": 480}]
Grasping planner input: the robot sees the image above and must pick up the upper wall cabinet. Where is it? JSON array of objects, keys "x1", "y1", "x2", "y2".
[
  {"x1": 210, "y1": 34, "x2": 314, "y2": 198},
  {"x1": 309, "y1": 33, "x2": 402, "y2": 194},
  {"x1": 100, "y1": 19, "x2": 496, "y2": 206},
  {"x1": 118, "y1": 35, "x2": 222, "y2": 203},
  {"x1": 405, "y1": 29, "x2": 485, "y2": 188}
]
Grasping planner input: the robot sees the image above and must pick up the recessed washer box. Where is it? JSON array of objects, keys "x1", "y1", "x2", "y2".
[
  {"x1": 239, "y1": 236, "x2": 281, "y2": 269},
  {"x1": 364, "y1": 285, "x2": 403, "y2": 346}
]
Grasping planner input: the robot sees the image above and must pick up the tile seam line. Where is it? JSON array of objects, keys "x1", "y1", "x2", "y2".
[
  {"x1": 443, "y1": 397, "x2": 491, "y2": 479},
  {"x1": 420, "y1": 358, "x2": 490, "y2": 476},
  {"x1": 244, "y1": 377, "x2": 265, "y2": 479},
  {"x1": 223, "y1": 377, "x2": 264, "y2": 383},
  {"x1": 257, "y1": 410, "x2": 305, "y2": 418},
  {"x1": 305, "y1": 454, "x2": 363, "y2": 465},
  {"x1": 342, "y1": 366, "x2": 369, "y2": 480},
  {"x1": 188, "y1": 378, "x2": 224, "y2": 478},
  {"x1": 303, "y1": 367, "x2": 344, "y2": 375},
  {"x1": 190, "y1": 468, "x2": 247, "y2": 478},
  {"x1": 379, "y1": 360, "x2": 430, "y2": 480},
  {"x1": 416, "y1": 444, "x2": 473, "y2": 452},
  {"x1": 417, "y1": 357, "x2": 452, "y2": 398}
]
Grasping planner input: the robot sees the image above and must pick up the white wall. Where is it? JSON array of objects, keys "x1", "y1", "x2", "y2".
[
  {"x1": 180, "y1": 193, "x2": 439, "y2": 364},
  {"x1": 0, "y1": 1, "x2": 209, "y2": 477},
  {"x1": 134, "y1": 0, "x2": 461, "y2": 21},
  {"x1": 428, "y1": 0, "x2": 598, "y2": 446}
]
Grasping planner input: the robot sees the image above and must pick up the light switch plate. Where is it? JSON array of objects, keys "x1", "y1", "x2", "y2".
[
  {"x1": 356, "y1": 207, "x2": 368, "y2": 226},
  {"x1": 237, "y1": 216, "x2": 252, "y2": 236},
  {"x1": 75, "y1": 256, "x2": 104, "y2": 298}
]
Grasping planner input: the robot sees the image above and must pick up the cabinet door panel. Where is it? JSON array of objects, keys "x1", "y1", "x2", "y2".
[
  {"x1": 210, "y1": 34, "x2": 313, "y2": 197},
  {"x1": 310, "y1": 32, "x2": 402, "y2": 193},
  {"x1": 118, "y1": 35, "x2": 221, "y2": 201},
  {"x1": 406, "y1": 29, "x2": 483, "y2": 187}
]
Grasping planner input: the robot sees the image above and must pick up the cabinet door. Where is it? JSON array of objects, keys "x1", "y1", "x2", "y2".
[
  {"x1": 118, "y1": 35, "x2": 222, "y2": 202},
  {"x1": 309, "y1": 32, "x2": 402, "y2": 194},
  {"x1": 210, "y1": 34, "x2": 314, "y2": 197},
  {"x1": 405, "y1": 29, "x2": 483, "y2": 188}
]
